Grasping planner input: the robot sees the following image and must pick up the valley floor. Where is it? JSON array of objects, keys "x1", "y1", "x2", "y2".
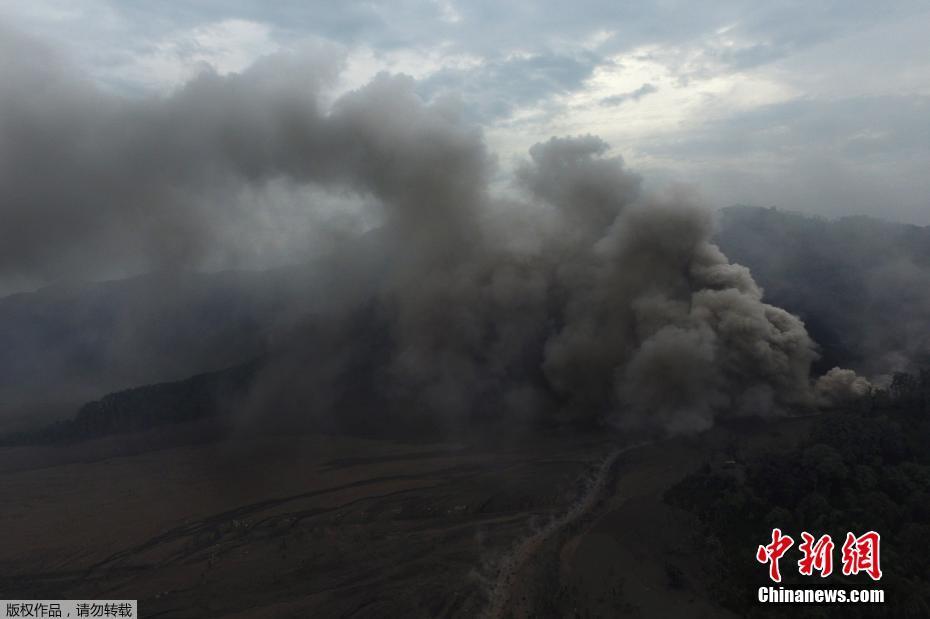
[{"x1": 0, "y1": 418, "x2": 811, "y2": 617}]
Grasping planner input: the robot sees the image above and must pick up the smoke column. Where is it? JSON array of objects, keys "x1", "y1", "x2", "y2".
[{"x1": 0, "y1": 27, "x2": 855, "y2": 434}]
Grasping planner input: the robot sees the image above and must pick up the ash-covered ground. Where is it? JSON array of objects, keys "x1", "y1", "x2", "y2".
[{"x1": 0, "y1": 417, "x2": 820, "y2": 618}]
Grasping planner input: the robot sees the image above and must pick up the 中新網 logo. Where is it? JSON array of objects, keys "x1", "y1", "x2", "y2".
[{"x1": 756, "y1": 529, "x2": 882, "y2": 582}]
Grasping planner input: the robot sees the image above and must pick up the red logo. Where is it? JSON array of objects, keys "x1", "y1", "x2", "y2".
[
  {"x1": 756, "y1": 528, "x2": 794, "y2": 582},
  {"x1": 757, "y1": 529, "x2": 881, "y2": 582},
  {"x1": 841, "y1": 531, "x2": 882, "y2": 581},
  {"x1": 798, "y1": 532, "x2": 834, "y2": 577}
]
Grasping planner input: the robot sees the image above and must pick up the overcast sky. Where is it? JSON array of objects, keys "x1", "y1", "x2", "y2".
[
  {"x1": 3, "y1": 0, "x2": 928, "y2": 223},
  {"x1": 0, "y1": 1, "x2": 928, "y2": 295}
]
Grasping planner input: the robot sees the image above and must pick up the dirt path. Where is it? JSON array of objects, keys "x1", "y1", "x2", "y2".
[{"x1": 484, "y1": 442, "x2": 647, "y2": 618}]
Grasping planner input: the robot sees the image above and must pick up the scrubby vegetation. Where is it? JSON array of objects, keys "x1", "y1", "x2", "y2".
[
  {"x1": 668, "y1": 369, "x2": 930, "y2": 617},
  {"x1": 0, "y1": 363, "x2": 255, "y2": 446}
]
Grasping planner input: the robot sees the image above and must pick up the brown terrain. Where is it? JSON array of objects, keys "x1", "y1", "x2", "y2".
[{"x1": 0, "y1": 417, "x2": 811, "y2": 617}]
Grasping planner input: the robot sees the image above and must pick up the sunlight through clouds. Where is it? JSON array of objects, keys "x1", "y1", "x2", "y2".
[{"x1": 1, "y1": 0, "x2": 928, "y2": 222}]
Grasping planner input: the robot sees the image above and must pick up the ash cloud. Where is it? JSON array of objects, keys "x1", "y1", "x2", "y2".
[
  {"x1": 815, "y1": 367, "x2": 872, "y2": 408},
  {"x1": 715, "y1": 206, "x2": 930, "y2": 382},
  {"x1": 1, "y1": 26, "x2": 834, "y2": 434}
]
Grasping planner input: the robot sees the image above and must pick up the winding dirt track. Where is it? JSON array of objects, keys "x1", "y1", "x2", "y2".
[
  {"x1": 484, "y1": 442, "x2": 647, "y2": 618},
  {"x1": 2, "y1": 432, "x2": 629, "y2": 617}
]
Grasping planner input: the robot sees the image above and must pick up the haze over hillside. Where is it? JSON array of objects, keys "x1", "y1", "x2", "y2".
[
  {"x1": 3, "y1": 2, "x2": 929, "y2": 441},
  {"x1": 4, "y1": 207, "x2": 928, "y2": 441},
  {"x1": 0, "y1": 238, "x2": 385, "y2": 433},
  {"x1": 716, "y1": 206, "x2": 930, "y2": 377}
]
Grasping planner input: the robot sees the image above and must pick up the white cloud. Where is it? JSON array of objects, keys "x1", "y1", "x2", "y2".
[
  {"x1": 433, "y1": 0, "x2": 462, "y2": 24},
  {"x1": 485, "y1": 44, "x2": 798, "y2": 173},
  {"x1": 110, "y1": 19, "x2": 281, "y2": 92},
  {"x1": 336, "y1": 43, "x2": 483, "y2": 97}
]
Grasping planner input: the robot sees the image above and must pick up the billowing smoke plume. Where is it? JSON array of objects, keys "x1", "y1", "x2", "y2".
[
  {"x1": 0, "y1": 27, "x2": 835, "y2": 433},
  {"x1": 815, "y1": 367, "x2": 873, "y2": 408},
  {"x1": 715, "y1": 206, "x2": 930, "y2": 380}
]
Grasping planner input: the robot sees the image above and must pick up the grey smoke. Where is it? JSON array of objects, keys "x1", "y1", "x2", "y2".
[
  {"x1": 0, "y1": 27, "x2": 835, "y2": 434},
  {"x1": 714, "y1": 206, "x2": 930, "y2": 381},
  {"x1": 815, "y1": 367, "x2": 872, "y2": 407}
]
